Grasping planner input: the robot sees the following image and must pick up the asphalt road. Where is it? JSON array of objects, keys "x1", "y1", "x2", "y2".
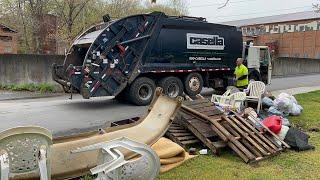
[{"x1": 1, "y1": 74, "x2": 319, "y2": 137}]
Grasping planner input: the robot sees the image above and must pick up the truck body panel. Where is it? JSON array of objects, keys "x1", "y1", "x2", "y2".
[{"x1": 53, "y1": 12, "x2": 262, "y2": 104}]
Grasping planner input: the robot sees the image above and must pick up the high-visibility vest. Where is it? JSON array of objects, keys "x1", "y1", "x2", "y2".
[{"x1": 234, "y1": 64, "x2": 249, "y2": 87}]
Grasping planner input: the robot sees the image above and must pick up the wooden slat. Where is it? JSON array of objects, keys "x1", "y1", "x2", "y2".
[
  {"x1": 183, "y1": 99, "x2": 211, "y2": 106},
  {"x1": 179, "y1": 116, "x2": 222, "y2": 154},
  {"x1": 231, "y1": 115, "x2": 282, "y2": 151},
  {"x1": 181, "y1": 139, "x2": 200, "y2": 144},
  {"x1": 177, "y1": 136, "x2": 198, "y2": 141},
  {"x1": 186, "y1": 102, "x2": 213, "y2": 109},
  {"x1": 212, "y1": 141, "x2": 227, "y2": 149},
  {"x1": 229, "y1": 116, "x2": 276, "y2": 153},
  {"x1": 222, "y1": 116, "x2": 270, "y2": 156},
  {"x1": 234, "y1": 113, "x2": 290, "y2": 148},
  {"x1": 169, "y1": 126, "x2": 186, "y2": 130},
  {"x1": 171, "y1": 132, "x2": 192, "y2": 137},
  {"x1": 241, "y1": 139, "x2": 263, "y2": 158},
  {"x1": 208, "y1": 118, "x2": 256, "y2": 161},
  {"x1": 168, "y1": 129, "x2": 187, "y2": 133},
  {"x1": 210, "y1": 124, "x2": 228, "y2": 142}
]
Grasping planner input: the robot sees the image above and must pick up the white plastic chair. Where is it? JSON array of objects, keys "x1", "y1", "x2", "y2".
[
  {"x1": 229, "y1": 92, "x2": 247, "y2": 112},
  {"x1": 211, "y1": 89, "x2": 231, "y2": 105},
  {"x1": 0, "y1": 126, "x2": 52, "y2": 180},
  {"x1": 245, "y1": 81, "x2": 266, "y2": 113},
  {"x1": 72, "y1": 137, "x2": 160, "y2": 180}
]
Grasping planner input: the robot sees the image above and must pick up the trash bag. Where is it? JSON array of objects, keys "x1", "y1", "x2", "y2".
[
  {"x1": 227, "y1": 86, "x2": 240, "y2": 94},
  {"x1": 290, "y1": 103, "x2": 303, "y2": 116},
  {"x1": 278, "y1": 93, "x2": 298, "y2": 104},
  {"x1": 262, "y1": 97, "x2": 274, "y2": 108},
  {"x1": 277, "y1": 125, "x2": 290, "y2": 141},
  {"x1": 278, "y1": 92, "x2": 290, "y2": 99},
  {"x1": 273, "y1": 96, "x2": 292, "y2": 115},
  {"x1": 268, "y1": 106, "x2": 284, "y2": 116},
  {"x1": 284, "y1": 127, "x2": 315, "y2": 151},
  {"x1": 262, "y1": 115, "x2": 282, "y2": 134},
  {"x1": 281, "y1": 117, "x2": 291, "y2": 127},
  {"x1": 274, "y1": 93, "x2": 303, "y2": 116}
]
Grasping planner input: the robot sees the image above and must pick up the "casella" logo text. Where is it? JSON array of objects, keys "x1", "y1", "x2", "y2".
[{"x1": 187, "y1": 33, "x2": 225, "y2": 50}]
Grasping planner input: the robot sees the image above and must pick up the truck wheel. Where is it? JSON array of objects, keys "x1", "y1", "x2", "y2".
[
  {"x1": 129, "y1": 77, "x2": 156, "y2": 106},
  {"x1": 184, "y1": 73, "x2": 203, "y2": 96},
  {"x1": 158, "y1": 76, "x2": 184, "y2": 98}
]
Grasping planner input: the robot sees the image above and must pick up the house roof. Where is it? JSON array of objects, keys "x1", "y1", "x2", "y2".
[
  {"x1": 0, "y1": 23, "x2": 17, "y2": 33},
  {"x1": 221, "y1": 11, "x2": 320, "y2": 27}
]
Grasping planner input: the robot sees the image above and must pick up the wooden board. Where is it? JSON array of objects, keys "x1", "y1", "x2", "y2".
[
  {"x1": 176, "y1": 99, "x2": 227, "y2": 155},
  {"x1": 165, "y1": 122, "x2": 199, "y2": 149}
]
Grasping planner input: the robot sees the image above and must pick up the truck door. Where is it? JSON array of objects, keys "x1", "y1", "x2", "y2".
[
  {"x1": 259, "y1": 47, "x2": 272, "y2": 84},
  {"x1": 247, "y1": 47, "x2": 260, "y2": 70}
]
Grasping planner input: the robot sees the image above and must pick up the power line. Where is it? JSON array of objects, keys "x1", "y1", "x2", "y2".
[
  {"x1": 190, "y1": 0, "x2": 258, "y2": 8},
  {"x1": 207, "y1": 5, "x2": 312, "y2": 19}
]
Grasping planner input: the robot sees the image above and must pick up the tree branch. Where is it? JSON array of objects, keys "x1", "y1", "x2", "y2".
[{"x1": 218, "y1": 0, "x2": 230, "y2": 9}]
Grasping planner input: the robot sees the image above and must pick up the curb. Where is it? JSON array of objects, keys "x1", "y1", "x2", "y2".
[{"x1": 0, "y1": 93, "x2": 65, "y2": 101}]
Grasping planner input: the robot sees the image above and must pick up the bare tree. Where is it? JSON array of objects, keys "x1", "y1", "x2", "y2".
[
  {"x1": 17, "y1": 0, "x2": 30, "y2": 51},
  {"x1": 53, "y1": 0, "x2": 91, "y2": 41},
  {"x1": 218, "y1": 0, "x2": 230, "y2": 9}
]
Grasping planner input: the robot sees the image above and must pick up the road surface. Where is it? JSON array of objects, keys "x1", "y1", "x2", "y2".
[{"x1": 1, "y1": 74, "x2": 320, "y2": 137}]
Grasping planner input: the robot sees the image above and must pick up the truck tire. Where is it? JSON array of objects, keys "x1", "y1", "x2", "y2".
[
  {"x1": 184, "y1": 73, "x2": 203, "y2": 96},
  {"x1": 158, "y1": 76, "x2": 184, "y2": 98},
  {"x1": 128, "y1": 77, "x2": 156, "y2": 106}
]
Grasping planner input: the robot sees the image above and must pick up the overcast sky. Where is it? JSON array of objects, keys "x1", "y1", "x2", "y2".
[{"x1": 162, "y1": 0, "x2": 319, "y2": 23}]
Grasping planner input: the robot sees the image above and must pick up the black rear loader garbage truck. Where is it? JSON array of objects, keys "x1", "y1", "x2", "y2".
[{"x1": 52, "y1": 12, "x2": 272, "y2": 105}]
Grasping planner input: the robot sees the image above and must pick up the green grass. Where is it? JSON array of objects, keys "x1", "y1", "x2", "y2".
[
  {"x1": 0, "y1": 83, "x2": 56, "y2": 93},
  {"x1": 158, "y1": 90, "x2": 320, "y2": 180},
  {"x1": 289, "y1": 90, "x2": 320, "y2": 129}
]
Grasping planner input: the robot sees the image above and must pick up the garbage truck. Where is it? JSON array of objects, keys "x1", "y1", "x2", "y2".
[{"x1": 52, "y1": 12, "x2": 272, "y2": 105}]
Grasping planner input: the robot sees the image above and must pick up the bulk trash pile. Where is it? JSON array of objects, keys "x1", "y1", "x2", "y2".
[
  {"x1": 260, "y1": 92, "x2": 314, "y2": 151},
  {"x1": 264, "y1": 92, "x2": 303, "y2": 117},
  {"x1": 166, "y1": 83, "x2": 315, "y2": 165}
]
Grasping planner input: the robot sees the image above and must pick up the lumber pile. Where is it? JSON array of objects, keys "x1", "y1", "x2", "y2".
[{"x1": 167, "y1": 99, "x2": 289, "y2": 163}]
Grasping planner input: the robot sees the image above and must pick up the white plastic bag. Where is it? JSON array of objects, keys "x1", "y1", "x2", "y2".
[
  {"x1": 290, "y1": 103, "x2": 303, "y2": 116},
  {"x1": 273, "y1": 96, "x2": 292, "y2": 114},
  {"x1": 262, "y1": 97, "x2": 274, "y2": 107},
  {"x1": 268, "y1": 106, "x2": 283, "y2": 116}
]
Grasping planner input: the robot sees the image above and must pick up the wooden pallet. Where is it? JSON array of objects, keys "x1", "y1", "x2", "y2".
[
  {"x1": 181, "y1": 105, "x2": 289, "y2": 163},
  {"x1": 165, "y1": 122, "x2": 200, "y2": 149},
  {"x1": 177, "y1": 99, "x2": 227, "y2": 154}
]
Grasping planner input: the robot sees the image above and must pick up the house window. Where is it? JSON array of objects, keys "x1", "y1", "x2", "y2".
[
  {"x1": 4, "y1": 46, "x2": 13, "y2": 53},
  {"x1": 0, "y1": 35, "x2": 13, "y2": 42}
]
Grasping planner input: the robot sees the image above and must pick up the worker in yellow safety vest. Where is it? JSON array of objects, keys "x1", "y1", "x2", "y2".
[{"x1": 234, "y1": 58, "x2": 249, "y2": 89}]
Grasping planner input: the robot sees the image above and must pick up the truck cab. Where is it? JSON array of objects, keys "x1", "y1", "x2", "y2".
[{"x1": 243, "y1": 44, "x2": 272, "y2": 85}]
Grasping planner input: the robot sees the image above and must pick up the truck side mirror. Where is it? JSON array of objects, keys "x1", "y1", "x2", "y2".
[{"x1": 103, "y1": 14, "x2": 111, "y2": 23}]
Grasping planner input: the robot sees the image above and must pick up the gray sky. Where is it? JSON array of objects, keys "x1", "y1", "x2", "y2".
[{"x1": 160, "y1": 0, "x2": 319, "y2": 23}]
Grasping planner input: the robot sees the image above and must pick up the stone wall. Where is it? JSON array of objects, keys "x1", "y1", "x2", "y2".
[
  {"x1": 272, "y1": 57, "x2": 320, "y2": 77},
  {"x1": 0, "y1": 54, "x2": 64, "y2": 85},
  {"x1": 0, "y1": 54, "x2": 319, "y2": 86}
]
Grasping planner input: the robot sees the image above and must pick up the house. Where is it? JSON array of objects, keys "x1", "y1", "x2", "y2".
[
  {"x1": 0, "y1": 23, "x2": 18, "y2": 54},
  {"x1": 222, "y1": 11, "x2": 320, "y2": 59}
]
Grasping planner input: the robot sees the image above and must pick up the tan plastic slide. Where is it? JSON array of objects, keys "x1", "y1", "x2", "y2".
[{"x1": 15, "y1": 89, "x2": 182, "y2": 179}]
